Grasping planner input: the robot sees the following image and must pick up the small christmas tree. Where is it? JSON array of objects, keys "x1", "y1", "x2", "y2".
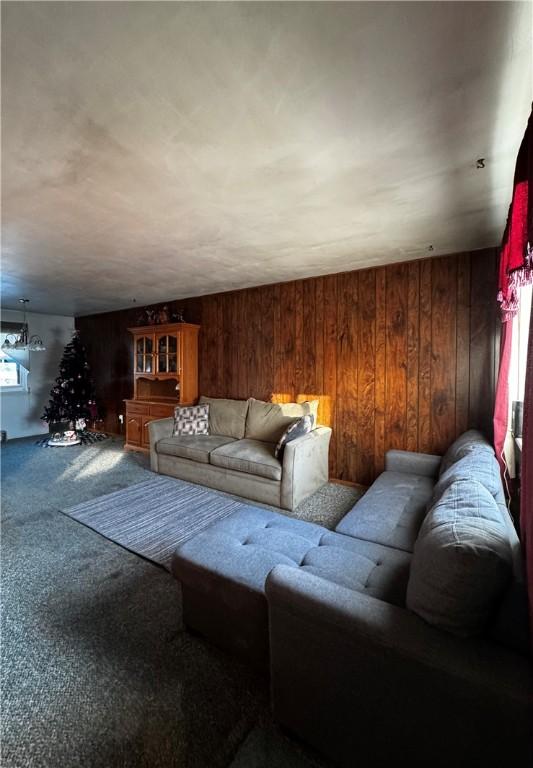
[{"x1": 42, "y1": 332, "x2": 97, "y2": 430}]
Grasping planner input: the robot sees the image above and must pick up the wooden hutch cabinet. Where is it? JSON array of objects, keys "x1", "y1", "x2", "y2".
[{"x1": 124, "y1": 322, "x2": 200, "y2": 452}]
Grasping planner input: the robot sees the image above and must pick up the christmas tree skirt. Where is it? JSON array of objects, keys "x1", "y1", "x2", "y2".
[{"x1": 35, "y1": 431, "x2": 109, "y2": 447}]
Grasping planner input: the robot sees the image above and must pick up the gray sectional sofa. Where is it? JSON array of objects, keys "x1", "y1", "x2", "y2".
[
  {"x1": 149, "y1": 396, "x2": 331, "y2": 510},
  {"x1": 172, "y1": 430, "x2": 531, "y2": 767}
]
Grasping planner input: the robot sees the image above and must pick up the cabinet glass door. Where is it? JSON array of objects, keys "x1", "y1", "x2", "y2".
[
  {"x1": 156, "y1": 333, "x2": 179, "y2": 374},
  {"x1": 135, "y1": 336, "x2": 153, "y2": 373}
]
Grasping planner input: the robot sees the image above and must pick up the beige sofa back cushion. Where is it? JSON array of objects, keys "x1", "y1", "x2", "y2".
[
  {"x1": 245, "y1": 398, "x2": 319, "y2": 443},
  {"x1": 198, "y1": 396, "x2": 249, "y2": 439}
]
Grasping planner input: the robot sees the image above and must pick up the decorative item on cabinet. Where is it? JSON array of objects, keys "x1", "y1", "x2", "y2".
[
  {"x1": 124, "y1": 322, "x2": 200, "y2": 452},
  {"x1": 136, "y1": 305, "x2": 185, "y2": 326}
]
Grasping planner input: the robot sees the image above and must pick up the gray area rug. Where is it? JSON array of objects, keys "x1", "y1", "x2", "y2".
[
  {"x1": 63, "y1": 476, "x2": 250, "y2": 569},
  {"x1": 1, "y1": 435, "x2": 357, "y2": 768},
  {"x1": 63, "y1": 474, "x2": 363, "y2": 570}
]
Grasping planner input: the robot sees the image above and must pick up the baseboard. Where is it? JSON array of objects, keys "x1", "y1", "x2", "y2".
[{"x1": 330, "y1": 478, "x2": 367, "y2": 491}]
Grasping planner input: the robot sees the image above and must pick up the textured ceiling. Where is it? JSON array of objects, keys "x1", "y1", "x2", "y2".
[{"x1": 1, "y1": 1, "x2": 531, "y2": 316}]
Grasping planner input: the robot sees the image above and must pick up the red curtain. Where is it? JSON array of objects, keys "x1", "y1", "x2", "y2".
[
  {"x1": 494, "y1": 111, "x2": 532, "y2": 470},
  {"x1": 494, "y1": 108, "x2": 532, "y2": 647},
  {"x1": 497, "y1": 109, "x2": 533, "y2": 322},
  {"x1": 493, "y1": 320, "x2": 513, "y2": 472}
]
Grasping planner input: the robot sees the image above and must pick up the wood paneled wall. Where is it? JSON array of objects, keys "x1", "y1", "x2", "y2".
[{"x1": 76, "y1": 247, "x2": 500, "y2": 485}]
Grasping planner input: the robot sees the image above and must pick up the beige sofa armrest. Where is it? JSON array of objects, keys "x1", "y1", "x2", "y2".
[
  {"x1": 280, "y1": 426, "x2": 332, "y2": 510},
  {"x1": 148, "y1": 417, "x2": 174, "y2": 472}
]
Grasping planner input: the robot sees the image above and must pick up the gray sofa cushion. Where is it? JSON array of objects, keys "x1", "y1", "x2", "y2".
[
  {"x1": 210, "y1": 438, "x2": 282, "y2": 481},
  {"x1": 198, "y1": 396, "x2": 249, "y2": 439},
  {"x1": 300, "y1": 531, "x2": 411, "y2": 607},
  {"x1": 245, "y1": 398, "x2": 319, "y2": 443},
  {"x1": 156, "y1": 434, "x2": 236, "y2": 463},
  {"x1": 335, "y1": 470, "x2": 434, "y2": 552},
  {"x1": 407, "y1": 479, "x2": 513, "y2": 637},
  {"x1": 432, "y1": 449, "x2": 502, "y2": 505},
  {"x1": 174, "y1": 507, "x2": 327, "y2": 591},
  {"x1": 172, "y1": 506, "x2": 327, "y2": 666},
  {"x1": 174, "y1": 508, "x2": 409, "y2": 607},
  {"x1": 439, "y1": 429, "x2": 493, "y2": 475}
]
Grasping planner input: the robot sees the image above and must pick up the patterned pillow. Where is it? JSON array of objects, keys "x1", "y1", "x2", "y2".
[
  {"x1": 274, "y1": 414, "x2": 314, "y2": 459},
  {"x1": 173, "y1": 404, "x2": 210, "y2": 436}
]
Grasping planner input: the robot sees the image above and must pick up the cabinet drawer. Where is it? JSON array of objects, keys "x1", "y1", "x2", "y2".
[
  {"x1": 149, "y1": 404, "x2": 175, "y2": 418},
  {"x1": 127, "y1": 402, "x2": 150, "y2": 415}
]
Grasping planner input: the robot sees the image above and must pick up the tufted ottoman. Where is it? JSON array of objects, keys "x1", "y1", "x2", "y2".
[{"x1": 172, "y1": 506, "x2": 411, "y2": 667}]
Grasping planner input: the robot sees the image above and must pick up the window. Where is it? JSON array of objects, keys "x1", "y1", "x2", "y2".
[
  {"x1": 0, "y1": 354, "x2": 20, "y2": 386},
  {"x1": 509, "y1": 283, "x2": 531, "y2": 417},
  {"x1": 0, "y1": 332, "x2": 29, "y2": 391},
  {"x1": 506, "y1": 283, "x2": 532, "y2": 476}
]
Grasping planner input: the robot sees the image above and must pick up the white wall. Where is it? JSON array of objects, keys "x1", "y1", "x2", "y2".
[{"x1": 0, "y1": 310, "x2": 75, "y2": 439}]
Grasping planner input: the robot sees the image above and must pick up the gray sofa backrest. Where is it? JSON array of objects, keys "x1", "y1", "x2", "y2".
[
  {"x1": 198, "y1": 396, "x2": 249, "y2": 439},
  {"x1": 407, "y1": 478, "x2": 514, "y2": 637},
  {"x1": 418, "y1": 430, "x2": 529, "y2": 654},
  {"x1": 197, "y1": 396, "x2": 321, "y2": 444},
  {"x1": 244, "y1": 398, "x2": 319, "y2": 443},
  {"x1": 439, "y1": 428, "x2": 494, "y2": 475}
]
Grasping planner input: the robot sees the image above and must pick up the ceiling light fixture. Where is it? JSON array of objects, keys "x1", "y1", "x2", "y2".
[{"x1": 1, "y1": 299, "x2": 46, "y2": 352}]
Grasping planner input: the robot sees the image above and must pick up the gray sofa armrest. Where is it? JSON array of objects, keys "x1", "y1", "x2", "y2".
[
  {"x1": 266, "y1": 565, "x2": 531, "y2": 766},
  {"x1": 385, "y1": 449, "x2": 441, "y2": 478},
  {"x1": 148, "y1": 417, "x2": 174, "y2": 472},
  {"x1": 280, "y1": 426, "x2": 331, "y2": 511}
]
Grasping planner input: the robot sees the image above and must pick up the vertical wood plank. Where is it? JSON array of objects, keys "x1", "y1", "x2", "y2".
[
  {"x1": 261, "y1": 285, "x2": 275, "y2": 401},
  {"x1": 211, "y1": 296, "x2": 221, "y2": 396},
  {"x1": 431, "y1": 256, "x2": 457, "y2": 453},
  {"x1": 323, "y1": 274, "x2": 338, "y2": 477},
  {"x1": 294, "y1": 280, "x2": 304, "y2": 398},
  {"x1": 356, "y1": 268, "x2": 376, "y2": 485},
  {"x1": 221, "y1": 293, "x2": 233, "y2": 398},
  {"x1": 197, "y1": 297, "x2": 208, "y2": 396},
  {"x1": 302, "y1": 279, "x2": 316, "y2": 395},
  {"x1": 455, "y1": 253, "x2": 471, "y2": 436},
  {"x1": 385, "y1": 263, "x2": 408, "y2": 451},
  {"x1": 203, "y1": 296, "x2": 219, "y2": 397},
  {"x1": 315, "y1": 277, "x2": 325, "y2": 422},
  {"x1": 272, "y1": 283, "x2": 282, "y2": 399},
  {"x1": 406, "y1": 261, "x2": 420, "y2": 451},
  {"x1": 374, "y1": 267, "x2": 386, "y2": 476},
  {"x1": 337, "y1": 271, "x2": 358, "y2": 480},
  {"x1": 337, "y1": 271, "x2": 359, "y2": 399},
  {"x1": 469, "y1": 248, "x2": 498, "y2": 438},
  {"x1": 278, "y1": 281, "x2": 296, "y2": 401},
  {"x1": 216, "y1": 294, "x2": 225, "y2": 397},
  {"x1": 418, "y1": 259, "x2": 432, "y2": 452},
  {"x1": 235, "y1": 290, "x2": 248, "y2": 399},
  {"x1": 248, "y1": 288, "x2": 261, "y2": 399}
]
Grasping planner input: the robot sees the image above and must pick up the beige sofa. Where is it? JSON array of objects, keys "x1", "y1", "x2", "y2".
[{"x1": 148, "y1": 396, "x2": 332, "y2": 510}]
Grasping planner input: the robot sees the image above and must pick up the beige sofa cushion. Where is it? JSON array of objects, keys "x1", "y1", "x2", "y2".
[
  {"x1": 199, "y1": 396, "x2": 249, "y2": 439},
  {"x1": 157, "y1": 435, "x2": 236, "y2": 464},
  {"x1": 245, "y1": 399, "x2": 319, "y2": 443},
  {"x1": 210, "y1": 438, "x2": 282, "y2": 481}
]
